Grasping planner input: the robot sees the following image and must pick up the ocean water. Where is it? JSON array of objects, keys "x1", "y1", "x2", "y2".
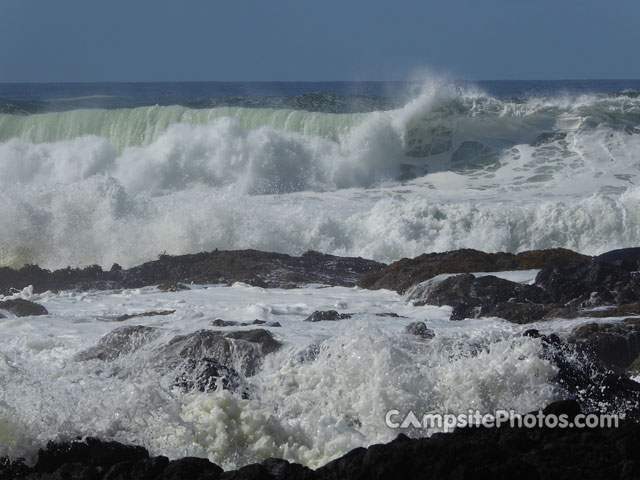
[
  {"x1": 1, "y1": 78, "x2": 640, "y2": 469},
  {"x1": 1, "y1": 78, "x2": 639, "y2": 269}
]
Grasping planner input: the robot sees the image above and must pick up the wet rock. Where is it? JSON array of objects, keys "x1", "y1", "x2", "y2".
[
  {"x1": 480, "y1": 302, "x2": 568, "y2": 324},
  {"x1": 33, "y1": 437, "x2": 149, "y2": 475},
  {"x1": 224, "y1": 329, "x2": 282, "y2": 355},
  {"x1": 535, "y1": 248, "x2": 640, "y2": 307},
  {"x1": 0, "y1": 250, "x2": 384, "y2": 296},
  {"x1": 375, "y1": 312, "x2": 403, "y2": 318},
  {"x1": 75, "y1": 325, "x2": 159, "y2": 361},
  {"x1": 116, "y1": 310, "x2": 175, "y2": 322},
  {"x1": 211, "y1": 319, "x2": 281, "y2": 328},
  {"x1": 0, "y1": 299, "x2": 48, "y2": 317},
  {"x1": 157, "y1": 282, "x2": 189, "y2": 292},
  {"x1": 158, "y1": 457, "x2": 223, "y2": 480},
  {"x1": 123, "y1": 249, "x2": 383, "y2": 290},
  {"x1": 161, "y1": 329, "x2": 281, "y2": 376},
  {"x1": 174, "y1": 357, "x2": 246, "y2": 396},
  {"x1": 569, "y1": 318, "x2": 640, "y2": 371},
  {"x1": 413, "y1": 273, "x2": 547, "y2": 321},
  {"x1": 304, "y1": 310, "x2": 352, "y2": 322},
  {"x1": 5, "y1": 413, "x2": 640, "y2": 480},
  {"x1": 404, "y1": 321, "x2": 435, "y2": 339},
  {"x1": 526, "y1": 329, "x2": 640, "y2": 420},
  {"x1": 211, "y1": 319, "x2": 242, "y2": 327},
  {"x1": 358, "y1": 248, "x2": 590, "y2": 293}
]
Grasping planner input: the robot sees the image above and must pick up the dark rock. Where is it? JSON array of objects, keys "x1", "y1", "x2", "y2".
[
  {"x1": 375, "y1": 312, "x2": 403, "y2": 318},
  {"x1": 0, "y1": 250, "x2": 384, "y2": 296},
  {"x1": 481, "y1": 302, "x2": 566, "y2": 324},
  {"x1": 0, "y1": 299, "x2": 48, "y2": 317},
  {"x1": 304, "y1": 311, "x2": 352, "y2": 322},
  {"x1": 116, "y1": 310, "x2": 175, "y2": 322},
  {"x1": 158, "y1": 457, "x2": 223, "y2": 480},
  {"x1": 535, "y1": 251, "x2": 640, "y2": 307},
  {"x1": 174, "y1": 357, "x2": 246, "y2": 396},
  {"x1": 211, "y1": 319, "x2": 281, "y2": 328},
  {"x1": 224, "y1": 329, "x2": 282, "y2": 355},
  {"x1": 103, "y1": 455, "x2": 169, "y2": 480},
  {"x1": 358, "y1": 248, "x2": 590, "y2": 294},
  {"x1": 570, "y1": 318, "x2": 640, "y2": 370},
  {"x1": 211, "y1": 319, "x2": 242, "y2": 327},
  {"x1": 33, "y1": 437, "x2": 148, "y2": 475},
  {"x1": 161, "y1": 329, "x2": 281, "y2": 376},
  {"x1": 412, "y1": 273, "x2": 547, "y2": 321},
  {"x1": 404, "y1": 322, "x2": 435, "y2": 339},
  {"x1": 531, "y1": 330, "x2": 640, "y2": 420},
  {"x1": 157, "y1": 283, "x2": 189, "y2": 292},
  {"x1": 75, "y1": 325, "x2": 159, "y2": 362},
  {"x1": 5, "y1": 414, "x2": 640, "y2": 480}
]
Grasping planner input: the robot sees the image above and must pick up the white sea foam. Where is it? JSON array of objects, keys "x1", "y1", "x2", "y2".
[
  {"x1": 0, "y1": 284, "x2": 563, "y2": 468},
  {"x1": 0, "y1": 80, "x2": 639, "y2": 269}
]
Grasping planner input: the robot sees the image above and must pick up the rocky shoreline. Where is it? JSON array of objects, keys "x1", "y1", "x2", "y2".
[{"x1": 2, "y1": 246, "x2": 640, "y2": 479}]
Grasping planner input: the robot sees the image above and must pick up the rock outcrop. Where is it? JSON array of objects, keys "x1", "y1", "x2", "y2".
[{"x1": 0, "y1": 250, "x2": 385, "y2": 295}]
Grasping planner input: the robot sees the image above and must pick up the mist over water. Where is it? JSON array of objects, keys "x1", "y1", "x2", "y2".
[{"x1": 1, "y1": 79, "x2": 640, "y2": 269}]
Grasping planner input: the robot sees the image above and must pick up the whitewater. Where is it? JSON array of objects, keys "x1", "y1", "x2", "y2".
[
  {"x1": 1, "y1": 79, "x2": 640, "y2": 471},
  {"x1": 1, "y1": 79, "x2": 639, "y2": 269}
]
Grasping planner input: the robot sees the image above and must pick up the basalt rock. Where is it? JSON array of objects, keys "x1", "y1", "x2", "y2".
[
  {"x1": 304, "y1": 310, "x2": 352, "y2": 322},
  {"x1": 75, "y1": 325, "x2": 159, "y2": 362},
  {"x1": 160, "y1": 329, "x2": 281, "y2": 376},
  {"x1": 404, "y1": 321, "x2": 435, "y2": 339},
  {"x1": 411, "y1": 273, "x2": 548, "y2": 321},
  {"x1": 115, "y1": 310, "x2": 175, "y2": 322},
  {"x1": 211, "y1": 319, "x2": 281, "y2": 328},
  {"x1": 4, "y1": 404, "x2": 640, "y2": 480},
  {"x1": 525, "y1": 329, "x2": 640, "y2": 420},
  {"x1": 174, "y1": 357, "x2": 247, "y2": 396},
  {"x1": 535, "y1": 248, "x2": 640, "y2": 307},
  {"x1": 0, "y1": 299, "x2": 48, "y2": 317},
  {"x1": 0, "y1": 250, "x2": 384, "y2": 295},
  {"x1": 358, "y1": 248, "x2": 591, "y2": 294},
  {"x1": 569, "y1": 318, "x2": 640, "y2": 371}
]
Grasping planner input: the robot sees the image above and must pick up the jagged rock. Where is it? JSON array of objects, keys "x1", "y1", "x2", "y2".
[
  {"x1": 535, "y1": 248, "x2": 640, "y2": 307},
  {"x1": 404, "y1": 321, "x2": 435, "y2": 339},
  {"x1": 412, "y1": 273, "x2": 547, "y2": 321},
  {"x1": 75, "y1": 325, "x2": 159, "y2": 361},
  {"x1": 0, "y1": 250, "x2": 384, "y2": 295},
  {"x1": 570, "y1": 318, "x2": 640, "y2": 371},
  {"x1": 174, "y1": 357, "x2": 246, "y2": 396},
  {"x1": 157, "y1": 283, "x2": 189, "y2": 292},
  {"x1": 210, "y1": 319, "x2": 281, "y2": 328},
  {"x1": 0, "y1": 299, "x2": 48, "y2": 317},
  {"x1": 116, "y1": 310, "x2": 175, "y2": 322},
  {"x1": 158, "y1": 457, "x2": 223, "y2": 480},
  {"x1": 161, "y1": 329, "x2": 281, "y2": 376},
  {"x1": 304, "y1": 310, "x2": 352, "y2": 322},
  {"x1": 525, "y1": 329, "x2": 640, "y2": 420},
  {"x1": 481, "y1": 302, "x2": 568, "y2": 324},
  {"x1": 358, "y1": 248, "x2": 590, "y2": 293},
  {"x1": 224, "y1": 329, "x2": 282, "y2": 355},
  {"x1": 5, "y1": 410, "x2": 640, "y2": 480}
]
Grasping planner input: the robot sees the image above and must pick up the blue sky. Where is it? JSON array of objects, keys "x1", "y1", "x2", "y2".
[{"x1": 1, "y1": 0, "x2": 638, "y2": 82}]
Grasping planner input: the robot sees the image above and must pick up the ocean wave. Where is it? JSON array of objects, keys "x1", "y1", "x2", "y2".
[{"x1": 0, "y1": 79, "x2": 639, "y2": 268}]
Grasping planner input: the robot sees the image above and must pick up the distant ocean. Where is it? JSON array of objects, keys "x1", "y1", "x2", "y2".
[{"x1": 1, "y1": 79, "x2": 640, "y2": 470}]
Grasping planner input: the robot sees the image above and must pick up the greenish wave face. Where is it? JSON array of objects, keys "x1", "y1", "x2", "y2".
[{"x1": 0, "y1": 106, "x2": 368, "y2": 150}]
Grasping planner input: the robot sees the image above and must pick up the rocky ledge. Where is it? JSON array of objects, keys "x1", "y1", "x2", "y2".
[
  {"x1": 0, "y1": 250, "x2": 384, "y2": 295},
  {"x1": 1, "y1": 399, "x2": 638, "y2": 480}
]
